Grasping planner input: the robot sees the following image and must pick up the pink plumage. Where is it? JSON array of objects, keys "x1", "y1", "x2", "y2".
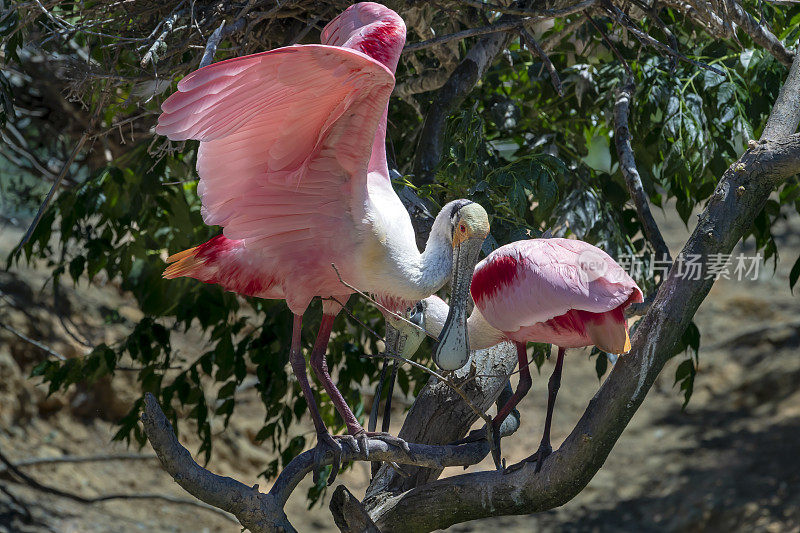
[
  {"x1": 471, "y1": 238, "x2": 642, "y2": 353},
  {"x1": 159, "y1": 4, "x2": 405, "y2": 315}
]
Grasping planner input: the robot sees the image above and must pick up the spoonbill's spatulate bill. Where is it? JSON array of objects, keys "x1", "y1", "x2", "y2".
[
  {"x1": 409, "y1": 238, "x2": 643, "y2": 471},
  {"x1": 157, "y1": 2, "x2": 489, "y2": 483}
]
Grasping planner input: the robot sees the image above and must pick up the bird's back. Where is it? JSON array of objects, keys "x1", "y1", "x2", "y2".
[{"x1": 471, "y1": 238, "x2": 643, "y2": 352}]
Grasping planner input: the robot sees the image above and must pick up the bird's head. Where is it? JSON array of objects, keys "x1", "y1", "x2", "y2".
[
  {"x1": 321, "y1": 2, "x2": 406, "y2": 72},
  {"x1": 433, "y1": 200, "x2": 489, "y2": 371}
]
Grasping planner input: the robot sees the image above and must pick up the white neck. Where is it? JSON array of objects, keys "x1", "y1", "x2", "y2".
[{"x1": 423, "y1": 295, "x2": 505, "y2": 350}]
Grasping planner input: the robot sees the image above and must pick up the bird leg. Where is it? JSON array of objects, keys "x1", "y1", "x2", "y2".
[
  {"x1": 452, "y1": 342, "x2": 532, "y2": 470},
  {"x1": 287, "y1": 314, "x2": 343, "y2": 485},
  {"x1": 309, "y1": 315, "x2": 410, "y2": 458},
  {"x1": 505, "y1": 347, "x2": 565, "y2": 474}
]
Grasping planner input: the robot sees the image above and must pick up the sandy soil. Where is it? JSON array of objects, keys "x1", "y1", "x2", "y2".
[{"x1": 1, "y1": 203, "x2": 798, "y2": 533}]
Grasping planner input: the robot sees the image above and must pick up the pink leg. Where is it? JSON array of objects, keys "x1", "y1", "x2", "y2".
[
  {"x1": 309, "y1": 314, "x2": 411, "y2": 456},
  {"x1": 493, "y1": 342, "x2": 533, "y2": 429},
  {"x1": 287, "y1": 314, "x2": 342, "y2": 485},
  {"x1": 505, "y1": 347, "x2": 565, "y2": 474},
  {"x1": 309, "y1": 315, "x2": 363, "y2": 434},
  {"x1": 484, "y1": 342, "x2": 532, "y2": 468}
]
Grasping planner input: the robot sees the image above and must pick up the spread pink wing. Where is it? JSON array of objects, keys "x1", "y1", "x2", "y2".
[
  {"x1": 471, "y1": 238, "x2": 643, "y2": 334},
  {"x1": 156, "y1": 45, "x2": 395, "y2": 311}
]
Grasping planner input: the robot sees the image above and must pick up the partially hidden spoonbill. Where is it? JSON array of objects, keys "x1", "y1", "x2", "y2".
[{"x1": 156, "y1": 2, "x2": 489, "y2": 482}]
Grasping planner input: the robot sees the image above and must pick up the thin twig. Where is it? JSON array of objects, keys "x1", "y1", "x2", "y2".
[
  {"x1": 330, "y1": 263, "x2": 432, "y2": 338},
  {"x1": 403, "y1": 16, "x2": 534, "y2": 53},
  {"x1": 361, "y1": 351, "x2": 491, "y2": 426},
  {"x1": 140, "y1": 8, "x2": 185, "y2": 67},
  {"x1": 0, "y1": 449, "x2": 237, "y2": 522},
  {"x1": 20, "y1": 78, "x2": 111, "y2": 247},
  {"x1": 0, "y1": 453, "x2": 157, "y2": 474},
  {"x1": 613, "y1": 76, "x2": 672, "y2": 266},
  {"x1": 585, "y1": 13, "x2": 633, "y2": 76},
  {"x1": 457, "y1": 0, "x2": 597, "y2": 17},
  {"x1": 519, "y1": 28, "x2": 563, "y2": 95},
  {"x1": 0, "y1": 321, "x2": 67, "y2": 361},
  {"x1": 328, "y1": 296, "x2": 490, "y2": 425},
  {"x1": 603, "y1": 1, "x2": 726, "y2": 75},
  {"x1": 19, "y1": 135, "x2": 87, "y2": 246}
]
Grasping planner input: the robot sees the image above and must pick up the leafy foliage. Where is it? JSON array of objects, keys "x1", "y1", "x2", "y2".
[{"x1": 2, "y1": 0, "x2": 799, "y2": 504}]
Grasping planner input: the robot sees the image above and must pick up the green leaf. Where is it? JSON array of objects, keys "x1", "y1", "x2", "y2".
[{"x1": 790, "y1": 254, "x2": 800, "y2": 293}]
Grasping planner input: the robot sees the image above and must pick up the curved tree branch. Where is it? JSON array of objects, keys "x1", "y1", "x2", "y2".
[
  {"x1": 613, "y1": 76, "x2": 672, "y2": 264},
  {"x1": 726, "y1": 0, "x2": 795, "y2": 67}
]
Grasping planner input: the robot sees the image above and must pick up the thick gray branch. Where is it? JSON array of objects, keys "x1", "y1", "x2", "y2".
[
  {"x1": 142, "y1": 378, "x2": 511, "y2": 532},
  {"x1": 365, "y1": 343, "x2": 517, "y2": 499},
  {"x1": 727, "y1": 1, "x2": 795, "y2": 67},
  {"x1": 761, "y1": 51, "x2": 800, "y2": 141},
  {"x1": 141, "y1": 393, "x2": 295, "y2": 533},
  {"x1": 613, "y1": 76, "x2": 672, "y2": 263},
  {"x1": 330, "y1": 485, "x2": 380, "y2": 533}
]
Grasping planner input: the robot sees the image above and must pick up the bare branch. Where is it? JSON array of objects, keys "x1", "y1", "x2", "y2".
[
  {"x1": 0, "y1": 453, "x2": 156, "y2": 474},
  {"x1": 403, "y1": 1, "x2": 595, "y2": 54},
  {"x1": 140, "y1": 8, "x2": 185, "y2": 67},
  {"x1": 761, "y1": 51, "x2": 800, "y2": 141},
  {"x1": 403, "y1": 17, "x2": 532, "y2": 53},
  {"x1": 613, "y1": 76, "x2": 672, "y2": 263},
  {"x1": 140, "y1": 393, "x2": 295, "y2": 532},
  {"x1": 366, "y1": 343, "x2": 518, "y2": 496},
  {"x1": 0, "y1": 447, "x2": 234, "y2": 523},
  {"x1": 330, "y1": 486, "x2": 380, "y2": 533},
  {"x1": 456, "y1": 0, "x2": 598, "y2": 19},
  {"x1": 519, "y1": 28, "x2": 563, "y2": 95},
  {"x1": 726, "y1": 0, "x2": 796, "y2": 67},
  {"x1": 413, "y1": 21, "x2": 513, "y2": 184},
  {"x1": 141, "y1": 392, "x2": 502, "y2": 531},
  {"x1": 20, "y1": 78, "x2": 112, "y2": 247},
  {"x1": 0, "y1": 321, "x2": 67, "y2": 361},
  {"x1": 603, "y1": 2, "x2": 726, "y2": 76},
  {"x1": 19, "y1": 134, "x2": 87, "y2": 246},
  {"x1": 199, "y1": 20, "x2": 226, "y2": 68}
]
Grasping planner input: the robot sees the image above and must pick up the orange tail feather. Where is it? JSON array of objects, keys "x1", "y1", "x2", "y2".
[{"x1": 163, "y1": 246, "x2": 202, "y2": 279}]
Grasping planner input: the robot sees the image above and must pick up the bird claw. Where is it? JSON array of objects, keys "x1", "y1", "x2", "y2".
[
  {"x1": 313, "y1": 431, "x2": 344, "y2": 486},
  {"x1": 503, "y1": 442, "x2": 553, "y2": 475},
  {"x1": 352, "y1": 430, "x2": 412, "y2": 460},
  {"x1": 488, "y1": 423, "x2": 503, "y2": 471},
  {"x1": 448, "y1": 420, "x2": 504, "y2": 470}
]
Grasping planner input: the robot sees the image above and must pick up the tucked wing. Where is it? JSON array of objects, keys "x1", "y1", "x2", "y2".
[
  {"x1": 471, "y1": 238, "x2": 643, "y2": 333},
  {"x1": 156, "y1": 45, "x2": 396, "y2": 310}
]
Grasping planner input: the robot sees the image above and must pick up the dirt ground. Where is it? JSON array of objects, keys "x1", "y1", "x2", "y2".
[{"x1": 1, "y1": 202, "x2": 798, "y2": 533}]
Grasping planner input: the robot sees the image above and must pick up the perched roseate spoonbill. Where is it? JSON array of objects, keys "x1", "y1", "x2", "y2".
[
  {"x1": 156, "y1": 2, "x2": 489, "y2": 482},
  {"x1": 406, "y1": 238, "x2": 642, "y2": 471}
]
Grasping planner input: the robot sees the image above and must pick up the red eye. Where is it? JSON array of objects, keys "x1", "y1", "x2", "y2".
[{"x1": 459, "y1": 223, "x2": 466, "y2": 233}]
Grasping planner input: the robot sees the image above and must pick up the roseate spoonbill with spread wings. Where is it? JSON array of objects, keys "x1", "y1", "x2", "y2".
[
  {"x1": 156, "y1": 2, "x2": 489, "y2": 482},
  {"x1": 403, "y1": 238, "x2": 642, "y2": 471}
]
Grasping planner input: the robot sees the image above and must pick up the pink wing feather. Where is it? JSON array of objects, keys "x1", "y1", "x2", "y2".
[
  {"x1": 472, "y1": 239, "x2": 643, "y2": 334},
  {"x1": 157, "y1": 4, "x2": 405, "y2": 313}
]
